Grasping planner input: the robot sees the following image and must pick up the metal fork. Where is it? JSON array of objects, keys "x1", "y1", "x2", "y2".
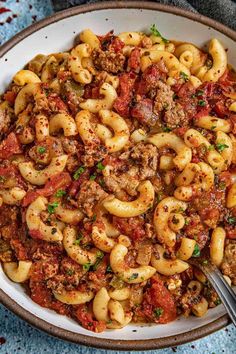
[{"x1": 189, "y1": 257, "x2": 236, "y2": 327}]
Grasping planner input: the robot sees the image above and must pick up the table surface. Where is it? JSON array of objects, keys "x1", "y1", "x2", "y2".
[{"x1": 0, "y1": 1, "x2": 236, "y2": 353}]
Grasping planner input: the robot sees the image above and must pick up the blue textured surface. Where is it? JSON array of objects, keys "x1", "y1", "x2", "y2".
[{"x1": 0, "y1": 1, "x2": 236, "y2": 353}]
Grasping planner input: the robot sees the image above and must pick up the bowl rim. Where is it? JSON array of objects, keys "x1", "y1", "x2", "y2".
[{"x1": 0, "y1": 0, "x2": 234, "y2": 350}]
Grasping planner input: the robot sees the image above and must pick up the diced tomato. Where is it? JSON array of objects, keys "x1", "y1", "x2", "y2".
[
  {"x1": 57, "y1": 70, "x2": 71, "y2": 81},
  {"x1": 0, "y1": 132, "x2": 22, "y2": 159},
  {"x1": 194, "y1": 107, "x2": 211, "y2": 119},
  {"x1": 172, "y1": 127, "x2": 188, "y2": 137},
  {"x1": 47, "y1": 93, "x2": 68, "y2": 112},
  {"x1": 68, "y1": 170, "x2": 90, "y2": 197},
  {"x1": 136, "y1": 63, "x2": 166, "y2": 96},
  {"x1": 109, "y1": 37, "x2": 125, "y2": 53},
  {"x1": 22, "y1": 172, "x2": 72, "y2": 207},
  {"x1": 3, "y1": 91, "x2": 17, "y2": 105},
  {"x1": 131, "y1": 98, "x2": 157, "y2": 126},
  {"x1": 229, "y1": 114, "x2": 236, "y2": 134},
  {"x1": 29, "y1": 229, "x2": 44, "y2": 240},
  {"x1": 83, "y1": 84, "x2": 100, "y2": 99},
  {"x1": 177, "y1": 82, "x2": 196, "y2": 98},
  {"x1": 10, "y1": 239, "x2": 28, "y2": 260},
  {"x1": 218, "y1": 171, "x2": 233, "y2": 188},
  {"x1": 113, "y1": 72, "x2": 137, "y2": 117},
  {"x1": 225, "y1": 226, "x2": 236, "y2": 239},
  {"x1": 74, "y1": 305, "x2": 106, "y2": 332},
  {"x1": 128, "y1": 47, "x2": 141, "y2": 71},
  {"x1": 138, "y1": 275, "x2": 177, "y2": 323},
  {"x1": 113, "y1": 216, "x2": 146, "y2": 241},
  {"x1": 214, "y1": 100, "x2": 229, "y2": 117}
]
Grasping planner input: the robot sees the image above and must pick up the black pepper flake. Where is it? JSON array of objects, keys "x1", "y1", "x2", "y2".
[{"x1": 0, "y1": 337, "x2": 6, "y2": 345}]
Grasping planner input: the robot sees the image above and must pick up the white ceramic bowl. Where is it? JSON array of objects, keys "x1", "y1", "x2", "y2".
[{"x1": 0, "y1": 1, "x2": 235, "y2": 350}]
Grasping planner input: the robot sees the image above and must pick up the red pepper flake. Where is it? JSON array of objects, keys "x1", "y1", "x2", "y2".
[
  {"x1": 0, "y1": 8, "x2": 11, "y2": 14},
  {"x1": 0, "y1": 337, "x2": 6, "y2": 345}
]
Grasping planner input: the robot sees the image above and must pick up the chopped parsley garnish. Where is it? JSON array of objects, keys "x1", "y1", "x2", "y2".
[
  {"x1": 98, "y1": 178, "x2": 106, "y2": 188},
  {"x1": 216, "y1": 143, "x2": 229, "y2": 152},
  {"x1": 185, "y1": 218, "x2": 190, "y2": 225},
  {"x1": 96, "y1": 161, "x2": 105, "y2": 170},
  {"x1": 208, "y1": 145, "x2": 214, "y2": 151},
  {"x1": 93, "y1": 251, "x2": 105, "y2": 271},
  {"x1": 191, "y1": 94, "x2": 196, "y2": 99},
  {"x1": 73, "y1": 166, "x2": 85, "y2": 180},
  {"x1": 74, "y1": 233, "x2": 83, "y2": 245},
  {"x1": 178, "y1": 207, "x2": 184, "y2": 212},
  {"x1": 180, "y1": 71, "x2": 189, "y2": 82},
  {"x1": 90, "y1": 174, "x2": 97, "y2": 181},
  {"x1": 47, "y1": 202, "x2": 59, "y2": 214},
  {"x1": 228, "y1": 216, "x2": 236, "y2": 225},
  {"x1": 153, "y1": 307, "x2": 163, "y2": 318},
  {"x1": 162, "y1": 126, "x2": 172, "y2": 132},
  {"x1": 214, "y1": 298, "x2": 222, "y2": 306},
  {"x1": 192, "y1": 244, "x2": 201, "y2": 257},
  {"x1": 128, "y1": 273, "x2": 139, "y2": 281},
  {"x1": 66, "y1": 269, "x2": 74, "y2": 276},
  {"x1": 91, "y1": 214, "x2": 97, "y2": 222},
  {"x1": 38, "y1": 146, "x2": 46, "y2": 154},
  {"x1": 150, "y1": 24, "x2": 168, "y2": 43},
  {"x1": 196, "y1": 90, "x2": 204, "y2": 96},
  {"x1": 106, "y1": 265, "x2": 112, "y2": 273},
  {"x1": 198, "y1": 100, "x2": 206, "y2": 106},
  {"x1": 219, "y1": 181, "x2": 226, "y2": 190},
  {"x1": 83, "y1": 262, "x2": 91, "y2": 271},
  {"x1": 51, "y1": 227, "x2": 57, "y2": 235},
  {"x1": 211, "y1": 125, "x2": 216, "y2": 130},
  {"x1": 55, "y1": 189, "x2": 66, "y2": 197}
]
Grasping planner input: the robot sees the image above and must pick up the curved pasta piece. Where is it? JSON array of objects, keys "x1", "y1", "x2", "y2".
[
  {"x1": 98, "y1": 110, "x2": 129, "y2": 152},
  {"x1": 3, "y1": 261, "x2": 32, "y2": 283},
  {"x1": 148, "y1": 132, "x2": 192, "y2": 170},
  {"x1": 26, "y1": 196, "x2": 63, "y2": 242},
  {"x1": 51, "y1": 198, "x2": 83, "y2": 224},
  {"x1": 110, "y1": 243, "x2": 156, "y2": 283},
  {"x1": 195, "y1": 115, "x2": 231, "y2": 133},
  {"x1": 92, "y1": 226, "x2": 116, "y2": 253},
  {"x1": 63, "y1": 226, "x2": 97, "y2": 265},
  {"x1": 108, "y1": 287, "x2": 131, "y2": 301},
  {"x1": 49, "y1": 113, "x2": 77, "y2": 137},
  {"x1": 0, "y1": 187, "x2": 26, "y2": 205},
  {"x1": 202, "y1": 39, "x2": 227, "y2": 82},
  {"x1": 154, "y1": 197, "x2": 187, "y2": 247},
  {"x1": 106, "y1": 313, "x2": 132, "y2": 329},
  {"x1": 151, "y1": 244, "x2": 189, "y2": 275},
  {"x1": 210, "y1": 227, "x2": 226, "y2": 267},
  {"x1": 175, "y1": 43, "x2": 206, "y2": 75},
  {"x1": 108, "y1": 299, "x2": 125, "y2": 324},
  {"x1": 53, "y1": 289, "x2": 94, "y2": 305},
  {"x1": 168, "y1": 213, "x2": 185, "y2": 232},
  {"x1": 93, "y1": 287, "x2": 110, "y2": 321},
  {"x1": 103, "y1": 180, "x2": 155, "y2": 217},
  {"x1": 192, "y1": 297, "x2": 208, "y2": 317},
  {"x1": 118, "y1": 31, "x2": 143, "y2": 46},
  {"x1": 141, "y1": 50, "x2": 190, "y2": 77},
  {"x1": 79, "y1": 83, "x2": 118, "y2": 113},
  {"x1": 216, "y1": 131, "x2": 233, "y2": 168},
  {"x1": 184, "y1": 129, "x2": 224, "y2": 173},
  {"x1": 75, "y1": 110, "x2": 100, "y2": 146},
  {"x1": 227, "y1": 183, "x2": 236, "y2": 208},
  {"x1": 35, "y1": 114, "x2": 49, "y2": 142},
  {"x1": 177, "y1": 238, "x2": 196, "y2": 261},
  {"x1": 68, "y1": 43, "x2": 92, "y2": 84},
  {"x1": 13, "y1": 69, "x2": 41, "y2": 86},
  {"x1": 79, "y1": 29, "x2": 100, "y2": 49},
  {"x1": 14, "y1": 83, "x2": 42, "y2": 115},
  {"x1": 18, "y1": 155, "x2": 68, "y2": 186}
]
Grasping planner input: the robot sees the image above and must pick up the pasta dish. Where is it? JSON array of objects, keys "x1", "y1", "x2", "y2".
[{"x1": 0, "y1": 27, "x2": 235, "y2": 332}]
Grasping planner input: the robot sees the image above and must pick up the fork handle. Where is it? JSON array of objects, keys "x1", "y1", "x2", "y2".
[{"x1": 202, "y1": 266, "x2": 236, "y2": 327}]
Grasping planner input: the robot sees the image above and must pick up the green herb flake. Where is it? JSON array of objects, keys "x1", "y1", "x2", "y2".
[
  {"x1": 106, "y1": 265, "x2": 112, "y2": 273},
  {"x1": 47, "y1": 202, "x2": 59, "y2": 214},
  {"x1": 55, "y1": 189, "x2": 66, "y2": 198},
  {"x1": 180, "y1": 71, "x2": 189, "y2": 82},
  {"x1": 192, "y1": 244, "x2": 201, "y2": 257},
  {"x1": 178, "y1": 207, "x2": 184, "y2": 212},
  {"x1": 162, "y1": 126, "x2": 172, "y2": 132},
  {"x1": 90, "y1": 174, "x2": 97, "y2": 181},
  {"x1": 73, "y1": 166, "x2": 85, "y2": 180},
  {"x1": 37, "y1": 146, "x2": 46, "y2": 154},
  {"x1": 83, "y1": 262, "x2": 91, "y2": 271},
  {"x1": 74, "y1": 233, "x2": 83, "y2": 245},
  {"x1": 150, "y1": 24, "x2": 168, "y2": 43},
  {"x1": 153, "y1": 307, "x2": 163, "y2": 318},
  {"x1": 219, "y1": 181, "x2": 226, "y2": 190},
  {"x1": 202, "y1": 259, "x2": 208, "y2": 266},
  {"x1": 191, "y1": 94, "x2": 196, "y2": 99},
  {"x1": 211, "y1": 125, "x2": 217, "y2": 130},
  {"x1": 228, "y1": 216, "x2": 236, "y2": 225},
  {"x1": 93, "y1": 251, "x2": 105, "y2": 271},
  {"x1": 128, "y1": 273, "x2": 139, "y2": 281},
  {"x1": 216, "y1": 143, "x2": 229, "y2": 152},
  {"x1": 214, "y1": 298, "x2": 221, "y2": 306},
  {"x1": 98, "y1": 178, "x2": 106, "y2": 188},
  {"x1": 185, "y1": 218, "x2": 190, "y2": 226},
  {"x1": 91, "y1": 214, "x2": 97, "y2": 222},
  {"x1": 96, "y1": 161, "x2": 105, "y2": 170},
  {"x1": 66, "y1": 269, "x2": 74, "y2": 276},
  {"x1": 198, "y1": 100, "x2": 206, "y2": 107},
  {"x1": 196, "y1": 90, "x2": 204, "y2": 96}
]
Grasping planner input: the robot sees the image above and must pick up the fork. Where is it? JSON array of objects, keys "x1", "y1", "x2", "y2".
[{"x1": 189, "y1": 257, "x2": 236, "y2": 327}]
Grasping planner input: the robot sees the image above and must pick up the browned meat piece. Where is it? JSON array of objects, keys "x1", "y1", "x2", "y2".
[
  {"x1": 92, "y1": 48, "x2": 125, "y2": 74},
  {"x1": 136, "y1": 63, "x2": 168, "y2": 96},
  {"x1": 0, "y1": 107, "x2": 11, "y2": 139},
  {"x1": 131, "y1": 98, "x2": 158, "y2": 126},
  {"x1": 77, "y1": 180, "x2": 108, "y2": 217},
  {"x1": 154, "y1": 81, "x2": 187, "y2": 129},
  {"x1": 221, "y1": 240, "x2": 236, "y2": 285},
  {"x1": 130, "y1": 143, "x2": 158, "y2": 180},
  {"x1": 82, "y1": 144, "x2": 107, "y2": 167},
  {"x1": 0, "y1": 239, "x2": 13, "y2": 262},
  {"x1": 0, "y1": 205, "x2": 18, "y2": 228},
  {"x1": 104, "y1": 167, "x2": 139, "y2": 199}
]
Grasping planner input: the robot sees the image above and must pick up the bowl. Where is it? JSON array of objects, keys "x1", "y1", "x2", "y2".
[{"x1": 0, "y1": 1, "x2": 235, "y2": 350}]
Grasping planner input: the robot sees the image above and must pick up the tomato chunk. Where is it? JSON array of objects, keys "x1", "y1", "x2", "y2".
[
  {"x1": 0, "y1": 132, "x2": 22, "y2": 159},
  {"x1": 75, "y1": 305, "x2": 106, "y2": 332}
]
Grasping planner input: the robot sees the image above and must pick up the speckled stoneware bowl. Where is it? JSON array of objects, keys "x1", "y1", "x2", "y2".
[{"x1": 0, "y1": 1, "x2": 235, "y2": 350}]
